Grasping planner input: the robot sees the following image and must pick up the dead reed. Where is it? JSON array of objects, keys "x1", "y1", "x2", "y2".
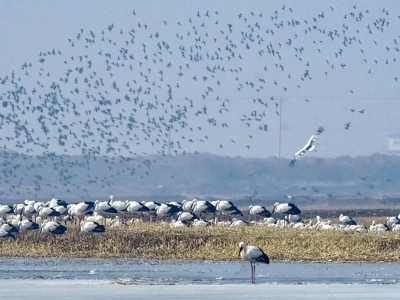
[{"x1": 1, "y1": 222, "x2": 400, "y2": 262}]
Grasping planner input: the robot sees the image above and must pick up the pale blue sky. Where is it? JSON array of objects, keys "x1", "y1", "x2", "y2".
[{"x1": 0, "y1": 0, "x2": 399, "y2": 159}]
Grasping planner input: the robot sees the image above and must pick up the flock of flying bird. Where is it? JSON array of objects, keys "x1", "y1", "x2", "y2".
[{"x1": 0, "y1": 4, "x2": 398, "y2": 198}]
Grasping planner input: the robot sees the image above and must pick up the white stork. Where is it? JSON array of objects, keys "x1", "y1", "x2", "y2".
[
  {"x1": 0, "y1": 205, "x2": 13, "y2": 217},
  {"x1": 41, "y1": 220, "x2": 67, "y2": 235},
  {"x1": 248, "y1": 205, "x2": 271, "y2": 218},
  {"x1": 271, "y1": 202, "x2": 301, "y2": 215},
  {"x1": 289, "y1": 126, "x2": 324, "y2": 166},
  {"x1": 0, "y1": 228, "x2": 15, "y2": 239},
  {"x1": 176, "y1": 211, "x2": 198, "y2": 222},
  {"x1": 238, "y1": 242, "x2": 270, "y2": 284},
  {"x1": 339, "y1": 214, "x2": 357, "y2": 225},
  {"x1": 191, "y1": 200, "x2": 216, "y2": 215},
  {"x1": 80, "y1": 221, "x2": 105, "y2": 233},
  {"x1": 19, "y1": 220, "x2": 40, "y2": 232}
]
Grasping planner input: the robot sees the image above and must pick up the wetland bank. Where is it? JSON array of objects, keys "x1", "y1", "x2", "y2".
[{"x1": 1, "y1": 221, "x2": 400, "y2": 262}]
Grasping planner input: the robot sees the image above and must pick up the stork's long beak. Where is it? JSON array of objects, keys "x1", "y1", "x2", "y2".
[
  {"x1": 238, "y1": 247, "x2": 242, "y2": 258},
  {"x1": 271, "y1": 208, "x2": 275, "y2": 215}
]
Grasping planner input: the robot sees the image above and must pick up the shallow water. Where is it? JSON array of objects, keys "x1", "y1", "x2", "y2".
[{"x1": 1, "y1": 258, "x2": 399, "y2": 285}]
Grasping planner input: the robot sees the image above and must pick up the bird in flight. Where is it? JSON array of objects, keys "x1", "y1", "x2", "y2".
[{"x1": 289, "y1": 126, "x2": 324, "y2": 167}]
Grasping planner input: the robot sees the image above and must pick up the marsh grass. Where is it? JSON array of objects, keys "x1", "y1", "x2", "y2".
[{"x1": 1, "y1": 221, "x2": 400, "y2": 262}]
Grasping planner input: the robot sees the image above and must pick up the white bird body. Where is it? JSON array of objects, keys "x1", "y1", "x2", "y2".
[
  {"x1": 85, "y1": 213, "x2": 104, "y2": 223},
  {"x1": 192, "y1": 200, "x2": 216, "y2": 214},
  {"x1": 248, "y1": 205, "x2": 271, "y2": 218},
  {"x1": 0, "y1": 228, "x2": 15, "y2": 239},
  {"x1": 177, "y1": 211, "x2": 198, "y2": 222},
  {"x1": 170, "y1": 220, "x2": 188, "y2": 228},
  {"x1": 53, "y1": 205, "x2": 68, "y2": 215},
  {"x1": 48, "y1": 199, "x2": 68, "y2": 208},
  {"x1": 38, "y1": 207, "x2": 60, "y2": 218},
  {"x1": 339, "y1": 214, "x2": 357, "y2": 225},
  {"x1": 238, "y1": 242, "x2": 270, "y2": 284},
  {"x1": 230, "y1": 218, "x2": 249, "y2": 227},
  {"x1": 182, "y1": 200, "x2": 195, "y2": 212},
  {"x1": 289, "y1": 126, "x2": 324, "y2": 166},
  {"x1": 21, "y1": 205, "x2": 36, "y2": 218},
  {"x1": 0, "y1": 205, "x2": 13, "y2": 216},
  {"x1": 156, "y1": 204, "x2": 180, "y2": 217},
  {"x1": 392, "y1": 224, "x2": 400, "y2": 231},
  {"x1": 41, "y1": 220, "x2": 67, "y2": 235},
  {"x1": 13, "y1": 204, "x2": 25, "y2": 215},
  {"x1": 126, "y1": 201, "x2": 149, "y2": 213},
  {"x1": 141, "y1": 201, "x2": 161, "y2": 211},
  {"x1": 369, "y1": 221, "x2": 389, "y2": 232},
  {"x1": 80, "y1": 221, "x2": 105, "y2": 233},
  {"x1": 215, "y1": 200, "x2": 242, "y2": 215},
  {"x1": 263, "y1": 217, "x2": 277, "y2": 224},
  {"x1": 94, "y1": 200, "x2": 118, "y2": 215},
  {"x1": 386, "y1": 216, "x2": 400, "y2": 227},
  {"x1": 19, "y1": 220, "x2": 40, "y2": 232},
  {"x1": 288, "y1": 214, "x2": 302, "y2": 223},
  {"x1": 1, "y1": 223, "x2": 18, "y2": 233},
  {"x1": 110, "y1": 198, "x2": 128, "y2": 212},
  {"x1": 272, "y1": 202, "x2": 301, "y2": 215},
  {"x1": 192, "y1": 219, "x2": 210, "y2": 227}
]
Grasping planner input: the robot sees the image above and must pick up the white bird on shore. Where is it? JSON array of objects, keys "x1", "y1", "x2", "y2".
[
  {"x1": 339, "y1": 214, "x2": 357, "y2": 225},
  {"x1": 94, "y1": 200, "x2": 118, "y2": 215},
  {"x1": 19, "y1": 220, "x2": 40, "y2": 232},
  {"x1": 176, "y1": 211, "x2": 198, "y2": 222},
  {"x1": 271, "y1": 202, "x2": 301, "y2": 215},
  {"x1": 1, "y1": 223, "x2": 19, "y2": 233},
  {"x1": 141, "y1": 201, "x2": 161, "y2": 211},
  {"x1": 287, "y1": 214, "x2": 302, "y2": 223},
  {"x1": 248, "y1": 205, "x2": 271, "y2": 218},
  {"x1": 215, "y1": 200, "x2": 242, "y2": 216},
  {"x1": 80, "y1": 221, "x2": 105, "y2": 233},
  {"x1": 192, "y1": 200, "x2": 216, "y2": 215},
  {"x1": 21, "y1": 205, "x2": 36, "y2": 219},
  {"x1": 192, "y1": 219, "x2": 210, "y2": 227},
  {"x1": 126, "y1": 201, "x2": 150, "y2": 214},
  {"x1": 238, "y1": 242, "x2": 270, "y2": 284},
  {"x1": 369, "y1": 221, "x2": 389, "y2": 232},
  {"x1": 41, "y1": 220, "x2": 67, "y2": 235},
  {"x1": 182, "y1": 200, "x2": 195, "y2": 212},
  {"x1": 0, "y1": 228, "x2": 15, "y2": 239},
  {"x1": 386, "y1": 216, "x2": 400, "y2": 227},
  {"x1": 0, "y1": 205, "x2": 13, "y2": 217},
  {"x1": 109, "y1": 196, "x2": 128, "y2": 212},
  {"x1": 37, "y1": 207, "x2": 60, "y2": 218},
  {"x1": 289, "y1": 126, "x2": 324, "y2": 166},
  {"x1": 230, "y1": 218, "x2": 249, "y2": 227},
  {"x1": 156, "y1": 203, "x2": 181, "y2": 218}
]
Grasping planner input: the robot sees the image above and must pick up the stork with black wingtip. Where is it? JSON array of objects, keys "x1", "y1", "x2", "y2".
[
  {"x1": 289, "y1": 126, "x2": 324, "y2": 166},
  {"x1": 238, "y1": 241, "x2": 270, "y2": 284}
]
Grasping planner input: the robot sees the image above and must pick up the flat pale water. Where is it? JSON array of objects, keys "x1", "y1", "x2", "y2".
[{"x1": 0, "y1": 258, "x2": 399, "y2": 285}]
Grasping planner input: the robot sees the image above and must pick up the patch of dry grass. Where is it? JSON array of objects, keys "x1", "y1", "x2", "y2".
[{"x1": 2, "y1": 222, "x2": 400, "y2": 262}]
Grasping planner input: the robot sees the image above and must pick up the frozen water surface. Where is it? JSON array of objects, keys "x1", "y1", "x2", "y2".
[
  {"x1": 1, "y1": 259, "x2": 400, "y2": 299},
  {"x1": 0, "y1": 258, "x2": 400, "y2": 284}
]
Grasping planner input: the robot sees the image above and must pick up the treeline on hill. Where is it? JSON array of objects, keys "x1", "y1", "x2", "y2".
[{"x1": 0, "y1": 150, "x2": 399, "y2": 203}]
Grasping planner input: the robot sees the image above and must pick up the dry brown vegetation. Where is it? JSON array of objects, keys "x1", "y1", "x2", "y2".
[{"x1": 1, "y1": 221, "x2": 400, "y2": 262}]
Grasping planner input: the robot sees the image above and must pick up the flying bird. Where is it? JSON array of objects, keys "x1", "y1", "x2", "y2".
[{"x1": 289, "y1": 126, "x2": 324, "y2": 166}]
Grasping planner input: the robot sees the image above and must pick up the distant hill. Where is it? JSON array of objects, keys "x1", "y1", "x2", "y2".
[{"x1": 0, "y1": 150, "x2": 399, "y2": 206}]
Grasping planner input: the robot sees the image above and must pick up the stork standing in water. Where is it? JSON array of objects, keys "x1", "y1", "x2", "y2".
[
  {"x1": 238, "y1": 242, "x2": 270, "y2": 284},
  {"x1": 289, "y1": 126, "x2": 324, "y2": 166}
]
